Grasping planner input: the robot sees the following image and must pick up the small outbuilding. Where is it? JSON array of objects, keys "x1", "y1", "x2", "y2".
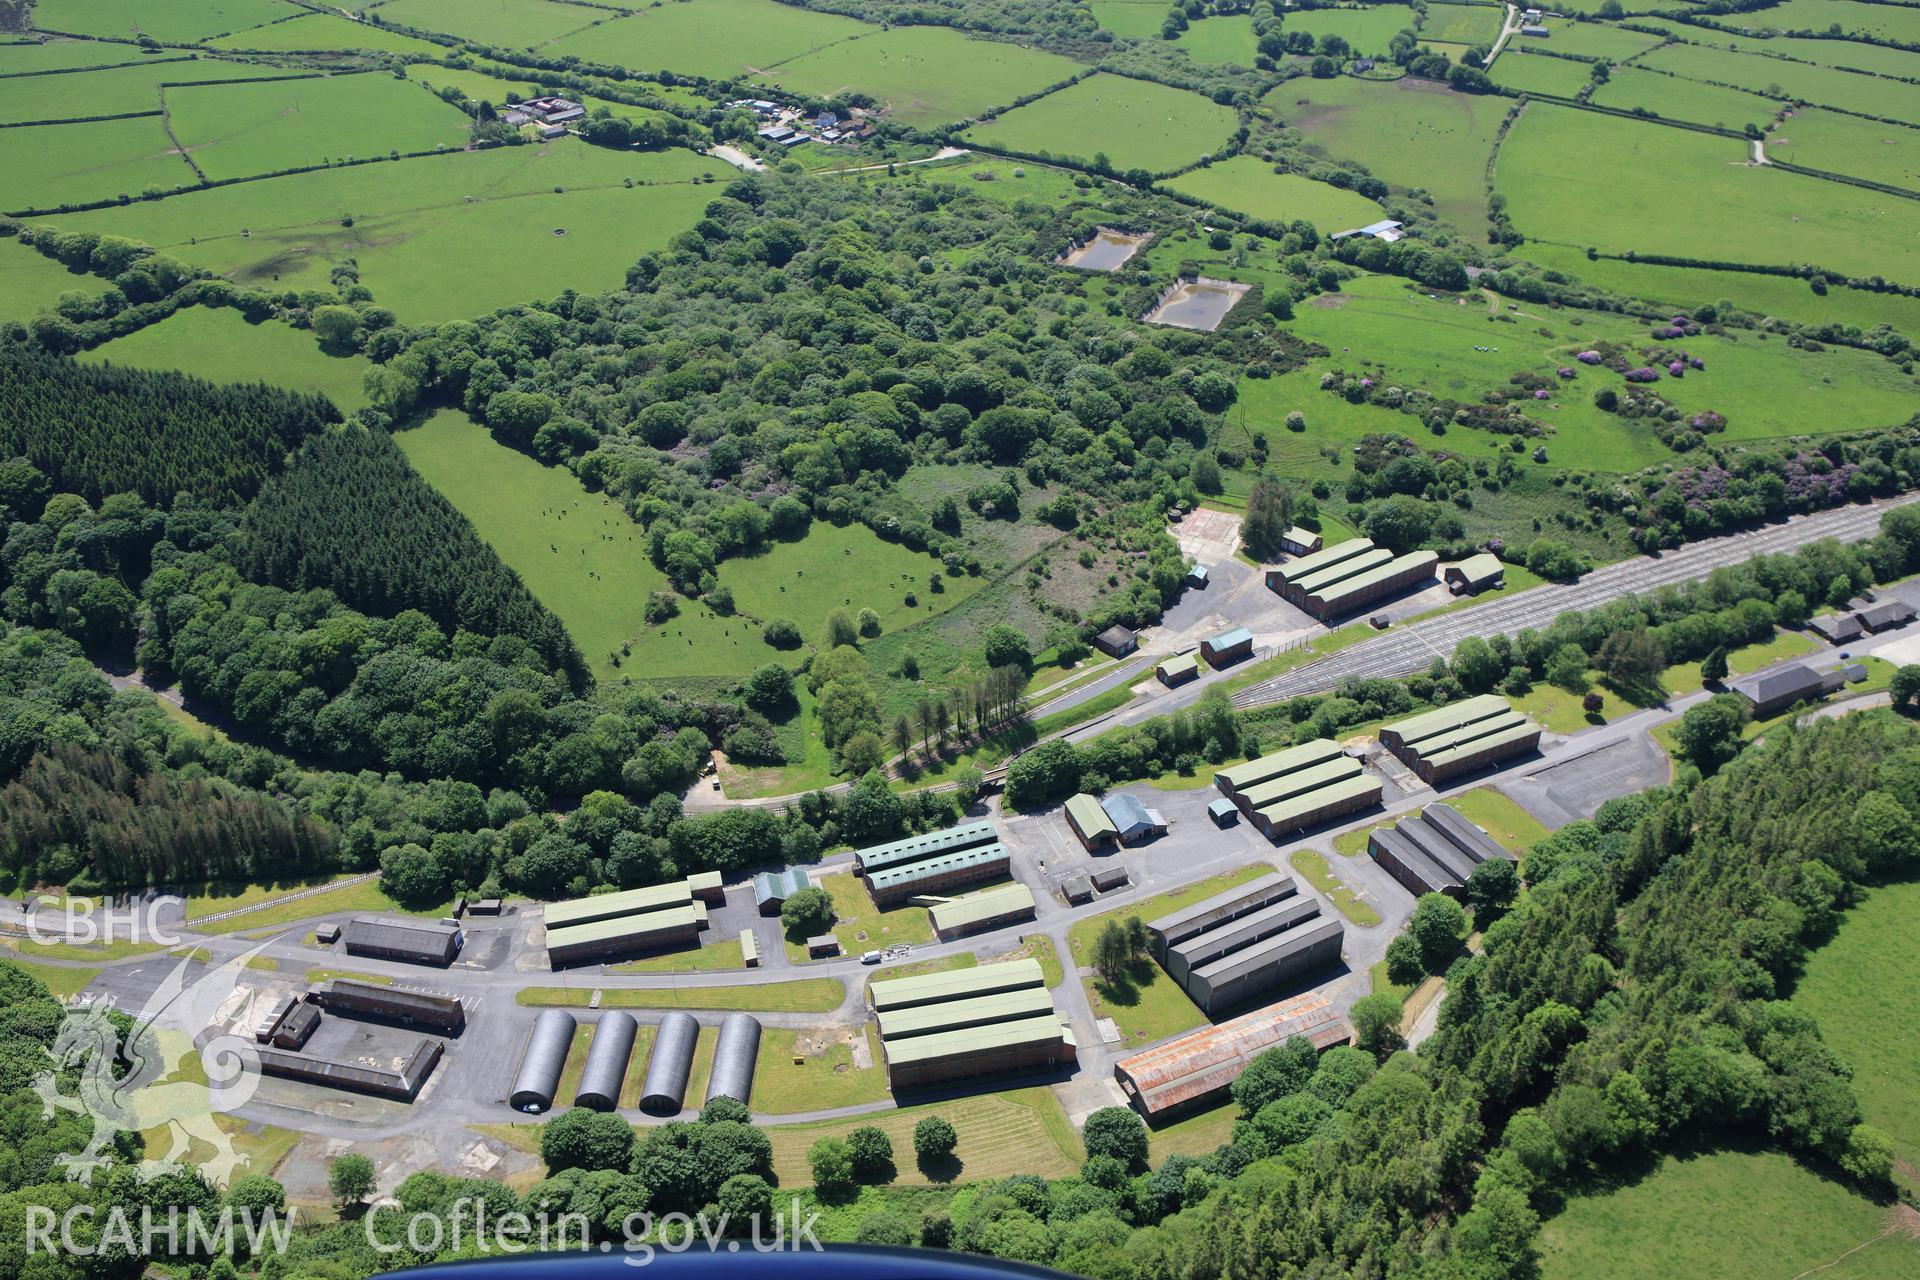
[
  {"x1": 1281, "y1": 526, "x2": 1323, "y2": 556},
  {"x1": 1090, "y1": 865, "x2": 1130, "y2": 893},
  {"x1": 1157, "y1": 653, "x2": 1199, "y2": 686},
  {"x1": 1062, "y1": 873, "x2": 1095, "y2": 905},
  {"x1": 1185, "y1": 564, "x2": 1210, "y2": 589},
  {"x1": 1199, "y1": 626, "x2": 1253, "y2": 668},
  {"x1": 753, "y1": 868, "x2": 811, "y2": 916},
  {"x1": 1094, "y1": 624, "x2": 1139, "y2": 658},
  {"x1": 1444, "y1": 553, "x2": 1505, "y2": 595},
  {"x1": 806, "y1": 933, "x2": 840, "y2": 958},
  {"x1": 314, "y1": 923, "x2": 342, "y2": 945},
  {"x1": 1207, "y1": 797, "x2": 1239, "y2": 827}
]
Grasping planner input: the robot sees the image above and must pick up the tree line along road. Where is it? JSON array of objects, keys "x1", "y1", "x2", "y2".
[{"x1": 1227, "y1": 494, "x2": 1920, "y2": 710}]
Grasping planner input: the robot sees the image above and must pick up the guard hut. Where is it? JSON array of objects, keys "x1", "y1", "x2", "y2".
[
  {"x1": 575, "y1": 1012, "x2": 639, "y2": 1111},
  {"x1": 641, "y1": 1012, "x2": 700, "y2": 1114},
  {"x1": 510, "y1": 1010, "x2": 576, "y2": 1112}
]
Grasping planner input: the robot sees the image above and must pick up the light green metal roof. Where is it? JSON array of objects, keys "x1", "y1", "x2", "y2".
[
  {"x1": 1382, "y1": 693, "x2": 1512, "y2": 746},
  {"x1": 687, "y1": 870, "x2": 723, "y2": 895},
  {"x1": 868, "y1": 842, "x2": 1008, "y2": 894},
  {"x1": 1217, "y1": 738, "x2": 1343, "y2": 790},
  {"x1": 1254, "y1": 773, "x2": 1381, "y2": 827},
  {"x1": 1278, "y1": 537, "x2": 1374, "y2": 583},
  {"x1": 1283, "y1": 525, "x2": 1321, "y2": 548},
  {"x1": 882, "y1": 1013, "x2": 1070, "y2": 1065},
  {"x1": 739, "y1": 930, "x2": 758, "y2": 964},
  {"x1": 855, "y1": 821, "x2": 999, "y2": 874},
  {"x1": 546, "y1": 902, "x2": 705, "y2": 948},
  {"x1": 1418, "y1": 716, "x2": 1538, "y2": 768},
  {"x1": 1312, "y1": 550, "x2": 1440, "y2": 607},
  {"x1": 929, "y1": 883, "x2": 1034, "y2": 932},
  {"x1": 877, "y1": 986, "x2": 1057, "y2": 1040},
  {"x1": 1158, "y1": 653, "x2": 1199, "y2": 678},
  {"x1": 545, "y1": 880, "x2": 694, "y2": 930},
  {"x1": 1450, "y1": 552, "x2": 1504, "y2": 586},
  {"x1": 1234, "y1": 756, "x2": 1362, "y2": 811},
  {"x1": 869, "y1": 957, "x2": 1045, "y2": 1011},
  {"x1": 1066, "y1": 793, "x2": 1119, "y2": 839},
  {"x1": 1290, "y1": 546, "x2": 1394, "y2": 597}
]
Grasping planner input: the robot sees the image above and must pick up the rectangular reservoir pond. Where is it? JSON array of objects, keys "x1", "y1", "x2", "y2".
[
  {"x1": 1059, "y1": 228, "x2": 1153, "y2": 271},
  {"x1": 1144, "y1": 276, "x2": 1251, "y2": 331}
]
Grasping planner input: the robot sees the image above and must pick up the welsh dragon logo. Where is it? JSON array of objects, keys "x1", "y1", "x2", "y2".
[{"x1": 31, "y1": 942, "x2": 275, "y2": 1188}]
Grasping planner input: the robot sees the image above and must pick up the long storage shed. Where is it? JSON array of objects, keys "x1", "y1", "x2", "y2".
[
  {"x1": 1248, "y1": 772, "x2": 1382, "y2": 839},
  {"x1": 854, "y1": 821, "x2": 999, "y2": 876},
  {"x1": 1214, "y1": 738, "x2": 1345, "y2": 798},
  {"x1": 867, "y1": 842, "x2": 1010, "y2": 905},
  {"x1": 869, "y1": 956, "x2": 1048, "y2": 1012}
]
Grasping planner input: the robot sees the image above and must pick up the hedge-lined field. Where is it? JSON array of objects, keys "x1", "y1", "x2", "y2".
[
  {"x1": 1166, "y1": 155, "x2": 1386, "y2": 230},
  {"x1": 547, "y1": 0, "x2": 872, "y2": 81},
  {"x1": 167, "y1": 73, "x2": 471, "y2": 180},
  {"x1": 773, "y1": 26, "x2": 1084, "y2": 127},
  {"x1": 964, "y1": 72, "x2": 1238, "y2": 173}
]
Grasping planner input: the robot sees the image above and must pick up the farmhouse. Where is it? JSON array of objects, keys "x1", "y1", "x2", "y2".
[
  {"x1": 1147, "y1": 872, "x2": 1344, "y2": 1014},
  {"x1": 1065, "y1": 792, "x2": 1120, "y2": 851},
  {"x1": 1094, "y1": 624, "x2": 1138, "y2": 657},
  {"x1": 1114, "y1": 991, "x2": 1348, "y2": 1121},
  {"x1": 869, "y1": 958, "x2": 1074, "y2": 1091},
  {"x1": 1330, "y1": 219, "x2": 1405, "y2": 243},
  {"x1": 1379, "y1": 695, "x2": 1542, "y2": 784},
  {"x1": 1368, "y1": 802, "x2": 1515, "y2": 900},
  {"x1": 343, "y1": 917, "x2": 462, "y2": 967},
  {"x1": 1200, "y1": 626, "x2": 1253, "y2": 667},
  {"x1": 1101, "y1": 792, "x2": 1168, "y2": 845},
  {"x1": 1444, "y1": 553, "x2": 1505, "y2": 595}
]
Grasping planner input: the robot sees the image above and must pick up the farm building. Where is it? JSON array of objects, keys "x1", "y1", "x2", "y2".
[
  {"x1": 1444, "y1": 553, "x2": 1505, "y2": 595},
  {"x1": 1102, "y1": 793, "x2": 1168, "y2": 845},
  {"x1": 343, "y1": 917, "x2": 461, "y2": 967},
  {"x1": 753, "y1": 868, "x2": 811, "y2": 916},
  {"x1": 1091, "y1": 865, "x2": 1130, "y2": 893},
  {"x1": 258, "y1": 1037, "x2": 443, "y2": 1102},
  {"x1": 1280, "y1": 526, "x2": 1323, "y2": 556},
  {"x1": 1065, "y1": 793, "x2": 1120, "y2": 851},
  {"x1": 1200, "y1": 626, "x2": 1253, "y2": 667},
  {"x1": 1728, "y1": 663, "x2": 1849, "y2": 718},
  {"x1": 930, "y1": 883, "x2": 1036, "y2": 939},
  {"x1": 546, "y1": 903, "x2": 707, "y2": 966},
  {"x1": 854, "y1": 821, "x2": 999, "y2": 877},
  {"x1": 1368, "y1": 802, "x2": 1515, "y2": 899},
  {"x1": 1379, "y1": 695, "x2": 1541, "y2": 784},
  {"x1": 1094, "y1": 624, "x2": 1139, "y2": 657},
  {"x1": 1521, "y1": 23, "x2": 1549, "y2": 36},
  {"x1": 1114, "y1": 991, "x2": 1349, "y2": 1121},
  {"x1": 1330, "y1": 219, "x2": 1404, "y2": 242},
  {"x1": 1207, "y1": 797, "x2": 1239, "y2": 827},
  {"x1": 311, "y1": 979, "x2": 465, "y2": 1032},
  {"x1": 867, "y1": 841, "x2": 1011, "y2": 906},
  {"x1": 1157, "y1": 653, "x2": 1199, "y2": 686},
  {"x1": 869, "y1": 959, "x2": 1074, "y2": 1091}
]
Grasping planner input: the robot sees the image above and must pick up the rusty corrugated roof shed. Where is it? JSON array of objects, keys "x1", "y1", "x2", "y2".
[{"x1": 1114, "y1": 991, "x2": 1349, "y2": 1114}]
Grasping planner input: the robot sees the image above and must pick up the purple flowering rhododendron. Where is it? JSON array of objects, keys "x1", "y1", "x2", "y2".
[
  {"x1": 1668, "y1": 361, "x2": 1685, "y2": 377},
  {"x1": 1557, "y1": 366, "x2": 1575, "y2": 378},
  {"x1": 1577, "y1": 351, "x2": 1602, "y2": 365},
  {"x1": 1534, "y1": 389, "x2": 1549, "y2": 400},
  {"x1": 1625, "y1": 367, "x2": 1658, "y2": 383}
]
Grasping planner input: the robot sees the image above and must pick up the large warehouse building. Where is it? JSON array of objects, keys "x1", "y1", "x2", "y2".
[
  {"x1": 1266, "y1": 537, "x2": 1439, "y2": 621},
  {"x1": 1369, "y1": 802, "x2": 1517, "y2": 899},
  {"x1": 1379, "y1": 695, "x2": 1541, "y2": 784},
  {"x1": 311, "y1": 979, "x2": 466, "y2": 1032},
  {"x1": 1213, "y1": 740, "x2": 1381, "y2": 839},
  {"x1": 929, "y1": 883, "x2": 1036, "y2": 940},
  {"x1": 1147, "y1": 872, "x2": 1345, "y2": 1014},
  {"x1": 854, "y1": 821, "x2": 1010, "y2": 906},
  {"x1": 343, "y1": 917, "x2": 462, "y2": 967},
  {"x1": 544, "y1": 877, "x2": 714, "y2": 966},
  {"x1": 1114, "y1": 991, "x2": 1349, "y2": 1122},
  {"x1": 868, "y1": 958, "x2": 1075, "y2": 1091}
]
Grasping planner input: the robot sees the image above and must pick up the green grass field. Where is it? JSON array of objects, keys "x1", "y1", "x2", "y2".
[
  {"x1": 33, "y1": 142, "x2": 724, "y2": 322},
  {"x1": 1538, "y1": 1147, "x2": 1920, "y2": 1280},
  {"x1": 1766, "y1": 108, "x2": 1920, "y2": 190},
  {"x1": 1421, "y1": 2, "x2": 1504, "y2": 46},
  {"x1": 1644, "y1": 20, "x2": 1920, "y2": 78},
  {"x1": 720, "y1": 520, "x2": 982, "y2": 642},
  {"x1": 774, "y1": 26, "x2": 1085, "y2": 128},
  {"x1": 82, "y1": 307, "x2": 371, "y2": 407},
  {"x1": 1588, "y1": 65, "x2": 1779, "y2": 130},
  {"x1": 1447, "y1": 786, "x2": 1554, "y2": 848},
  {"x1": 210, "y1": 12, "x2": 449, "y2": 55},
  {"x1": 0, "y1": 55, "x2": 304, "y2": 124},
  {"x1": 4, "y1": 958, "x2": 101, "y2": 998},
  {"x1": 1, "y1": 116, "x2": 195, "y2": 211},
  {"x1": 1637, "y1": 41, "x2": 1920, "y2": 126},
  {"x1": 1066, "y1": 864, "x2": 1275, "y2": 1046},
  {"x1": 518, "y1": 978, "x2": 846, "y2": 1012},
  {"x1": 1288, "y1": 4, "x2": 1420, "y2": 55},
  {"x1": 965, "y1": 73, "x2": 1238, "y2": 174},
  {"x1": 1173, "y1": 14, "x2": 1259, "y2": 65},
  {"x1": 1264, "y1": 74, "x2": 1509, "y2": 234},
  {"x1": 396, "y1": 408, "x2": 760, "y2": 680},
  {"x1": 1725, "y1": 0, "x2": 1920, "y2": 43},
  {"x1": 548, "y1": 0, "x2": 872, "y2": 80},
  {"x1": 751, "y1": 1026, "x2": 888, "y2": 1112},
  {"x1": 1796, "y1": 880, "x2": 1920, "y2": 1173},
  {"x1": 0, "y1": 237, "x2": 108, "y2": 321},
  {"x1": 403, "y1": 63, "x2": 674, "y2": 127},
  {"x1": 613, "y1": 936, "x2": 746, "y2": 973},
  {"x1": 766, "y1": 1087, "x2": 1082, "y2": 1183},
  {"x1": 1497, "y1": 104, "x2": 1920, "y2": 286},
  {"x1": 816, "y1": 871, "x2": 936, "y2": 955},
  {"x1": 189, "y1": 876, "x2": 435, "y2": 933},
  {"x1": 1090, "y1": 0, "x2": 1169, "y2": 39},
  {"x1": 1537, "y1": 21, "x2": 1668, "y2": 61},
  {"x1": 31, "y1": 0, "x2": 289, "y2": 43},
  {"x1": 0, "y1": 37, "x2": 173, "y2": 72},
  {"x1": 166, "y1": 73, "x2": 471, "y2": 180},
  {"x1": 368, "y1": 0, "x2": 602, "y2": 48},
  {"x1": 1490, "y1": 50, "x2": 1597, "y2": 98},
  {"x1": 1287, "y1": 847, "x2": 1382, "y2": 926},
  {"x1": 1167, "y1": 155, "x2": 1385, "y2": 230}
]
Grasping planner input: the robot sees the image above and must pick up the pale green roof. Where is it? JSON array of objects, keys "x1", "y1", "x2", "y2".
[
  {"x1": 1291, "y1": 545, "x2": 1394, "y2": 597},
  {"x1": 1279, "y1": 537, "x2": 1374, "y2": 582},
  {"x1": 1158, "y1": 653, "x2": 1199, "y2": 678},
  {"x1": 1234, "y1": 756, "x2": 1362, "y2": 811},
  {"x1": 1416, "y1": 714, "x2": 1537, "y2": 767},
  {"x1": 1312, "y1": 550, "x2": 1440, "y2": 607},
  {"x1": 877, "y1": 985, "x2": 1056, "y2": 1040},
  {"x1": 687, "y1": 870, "x2": 723, "y2": 895},
  {"x1": 1383, "y1": 694, "x2": 1512, "y2": 746},
  {"x1": 1066, "y1": 793, "x2": 1119, "y2": 839},
  {"x1": 545, "y1": 880, "x2": 693, "y2": 930},
  {"x1": 855, "y1": 821, "x2": 999, "y2": 874},
  {"x1": 1217, "y1": 739, "x2": 1343, "y2": 790},
  {"x1": 546, "y1": 902, "x2": 705, "y2": 948},
  {"x1": 739, "y1": 929, "x2": 758, "y2": 964},
  {"x1": 929, "y1": 883, "x2": 1034, "y2": 932},
  {"x1": 1450, "y1": 552, "x2": 1505, "y2": 586},
  {"x1": 1254, "y1": 773, "x2": 1380, "y2": 828},
  {"x1": 870, "y1": 957, "x2": 1045, "y2": 1011},
  {"x1": 882, "y1": 1013, "x2": 1071, "y2": 1066},
  {"x1": 867, "y1": 842, "x2": 1008, "y2": 894}
]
